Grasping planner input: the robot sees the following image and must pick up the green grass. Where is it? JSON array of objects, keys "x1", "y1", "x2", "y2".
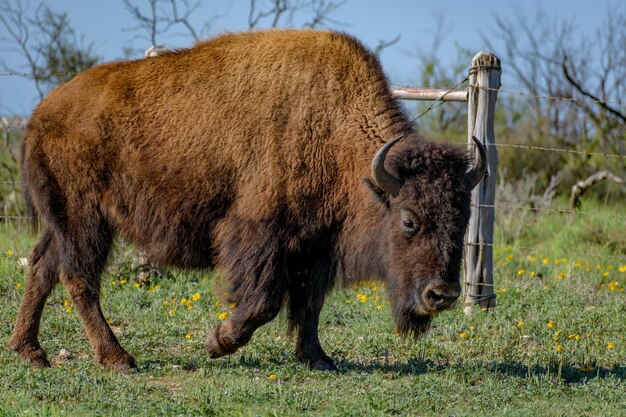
[{"x1": 0, "y1": 204, "x2": 624, "y2": 416}]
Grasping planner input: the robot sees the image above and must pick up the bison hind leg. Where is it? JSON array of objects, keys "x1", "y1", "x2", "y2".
[
  {"x1": 9, "y1": 228, "x2": 59, "y2": 367},
  {"x1": 56, "y1": 217, "x2": 136, "y2": 372}
]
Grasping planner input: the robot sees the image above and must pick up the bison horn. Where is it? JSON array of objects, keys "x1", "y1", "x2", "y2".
[
  {"x1": 466, "y1": 136, "x2": 488, "y2": 189},
  {"x1": 371, "y1": 135, "x2": 404, "y2": 197}
]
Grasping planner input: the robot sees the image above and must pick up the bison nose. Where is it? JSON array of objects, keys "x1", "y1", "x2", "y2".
[{"x1": 424, "y1": 285, "x2": 461, "y2": 312}]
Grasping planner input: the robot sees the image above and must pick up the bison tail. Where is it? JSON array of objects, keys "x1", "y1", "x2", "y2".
[{"x1": 19, "y1": 139, "x2": 38, "y2": 233}]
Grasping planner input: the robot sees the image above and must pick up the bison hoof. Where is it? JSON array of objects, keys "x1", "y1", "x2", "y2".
[
  {"x1": 309, "y1": 358, "x2": 337, "y2": 371},
  {"x1": 10, "y1": 341, "x2": 51, "y2": 368},
  {"x1": 99, "y1": 352, "x2": 137, "y2": 373},
  {"x1": 205, "y1": 326, "x2": 238, "y2": 359},
  {"x1": 297, "y1": 353, "x2": 337, "y2": 371}
]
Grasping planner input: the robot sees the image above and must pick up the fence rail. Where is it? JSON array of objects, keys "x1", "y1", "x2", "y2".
[{"x1": 390, "y1": 87, "x2": 467, "y2": 102}]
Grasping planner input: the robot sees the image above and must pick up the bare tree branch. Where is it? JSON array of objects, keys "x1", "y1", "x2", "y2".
[
  {"x1": 562, "y1": 55, "x2": 626, "y2": 123},
  {"x1": 302, "y1": 0, "x2": 346, "y2": 29},
  {"x1": 123, "y1": 0, "x2": 202, "y2": 46},
  {"x1": 0, "y1": 0, "x2": 98, "y2": 101},
  {"x1": 373, "y1": 34, "x2": 400, "y2": 57},
  {"x1": 0, "y1": 0, "x2": 45, "y2": 100},
  {"x1": 249, "y1": 0, "x2": 346, "y2": 30}
]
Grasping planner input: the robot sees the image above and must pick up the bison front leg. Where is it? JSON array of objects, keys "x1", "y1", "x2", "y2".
[
  {"x1": 292, "y1": 299, "x2": 336, "y2": 371},
  {"x1": 288, "y1": 257, "x2": 337, "y2": 371},
  {"x1": 205, "y1": 301, "x2": 281, "y2": 358},
  {"x1": 206, "y1": 217, "x2": 285, "y2": 359}
]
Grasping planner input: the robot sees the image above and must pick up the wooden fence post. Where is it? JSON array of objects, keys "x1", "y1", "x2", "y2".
[{"x1": 464, "y1": 51, "x2": 501, "y2": 315}]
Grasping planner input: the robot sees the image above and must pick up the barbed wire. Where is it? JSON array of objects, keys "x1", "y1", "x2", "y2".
[
  {"x1": 487, "y1": 143, "x2": 626, "y2": 159},
  {"x1": 0, "y1": 72, "x2": 32, "y2": 77},
  {"x1": 476, "y1": 85, "x2": 624, "y2": 107},
  {"x1": 409, "y1": 76, "x2": 470, "y2": 122},
  {"x1": 466, "y1": 242, "x2": 626, "y2": 262},
  {"x1": 472, "y1": 204, "x2": 626, "y2": 221}
]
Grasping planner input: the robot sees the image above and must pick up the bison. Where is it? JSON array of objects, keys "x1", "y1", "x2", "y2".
[{"x1": 9, "y1": 29, "x2": 486, "y2": 372}]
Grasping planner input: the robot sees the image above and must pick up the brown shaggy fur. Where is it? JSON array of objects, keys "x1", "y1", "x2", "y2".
[{"x1": 10, "y1": 30, "x2": 476, "y2": 371}]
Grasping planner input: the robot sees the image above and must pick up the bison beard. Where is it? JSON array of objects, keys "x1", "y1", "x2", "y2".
[{"x1": 10, "y1": 29, "x2": 485, "y2": 372}]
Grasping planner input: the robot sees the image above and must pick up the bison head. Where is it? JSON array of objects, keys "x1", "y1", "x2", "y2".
[{"x1": 363, "y1": 135, "x2": 486, "y2": 337}]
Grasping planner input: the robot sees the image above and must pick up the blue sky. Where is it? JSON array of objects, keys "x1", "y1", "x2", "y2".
[{"x1": 0, "y1": 0, "x2": 620, "y2": 115}]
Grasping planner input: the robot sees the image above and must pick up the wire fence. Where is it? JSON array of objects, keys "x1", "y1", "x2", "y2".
[{"x1": 0, "y1": 72, "x2": 624, "y2": 268}]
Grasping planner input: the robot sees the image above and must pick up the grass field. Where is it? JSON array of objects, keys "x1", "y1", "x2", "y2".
[{"x1": 0, "y1": 202, "x2": 624, "y2": 416}]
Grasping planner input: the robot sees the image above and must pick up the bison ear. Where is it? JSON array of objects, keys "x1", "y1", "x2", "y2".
[{"x1": 361, "y1": 177, "x2": 390, "y2": 209}]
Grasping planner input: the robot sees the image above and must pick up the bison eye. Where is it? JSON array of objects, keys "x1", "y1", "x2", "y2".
[{"x1": 400, "y1": 209, "x2": 418, "y2": 235}]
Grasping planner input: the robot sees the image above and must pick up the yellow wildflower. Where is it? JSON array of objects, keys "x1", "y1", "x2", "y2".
[
  {"x1": 376, "y1": 305, "x2": 383, "y2": 310},
  {"x1": 192, "y1": 292, "x2": 201, "y2": 301},
  {"x1": 218, "y1": 311, "x2": 229, "y2": 320},
  {"x1": 481, "y1": 307, "x2": 488, "y2": 311},
  {"x1": 608, "y1": 281, "x2": 619, "y2": 291},
  {"x1": 6, "y1": 249, "x2": 13, "y2": 255},
  {"x1": 181, "y1": 297, "x2": 188, "y2": 305},
  {"x1": 185, "y1": 333, "x2": 192, "y2": 339},
  {"x1": 547, "y1": 321, "x2": 555, "y2": 329},
  {"x1": 65, "y1": 307, "x2": 73, "y2": 314},
  {"x1": 529, "y1": 271, "x2": 535, "y2": 277},
  {"x1": 469, "y1": 325, "x2": 475, "y2": 331},
  {"x1": 517, "y1": 268, "x2": 525, "y2": 276},
  {"x1": 517, "y1": 321, "x2": 524, "y2": 327},
  {"x1": 268, "y1": 374, "x2": 277, "y2": 379},
  {"x1": 168, "y1": 309, "x2": 175, "y2": 316},
  {"x1": 556, "y1": 344, "x2": 564, "y2": 352},
  {"x1": 575, "y1": 261, "x2": 583, "y2": 268},
  {"x1": 63, "y1": 300, "x2": 70, "y2": 307},
  {"x1": 16, "y1": 282, "x2": 22, "y2": 289},
  {"x1": 556, "y1": 272, "x2": 567, "y2": 280},
  {"x1": 542, "y1": 258, "x2": 550, "y2": 264},
  {"x1": 607, "y1": 342, "x2": 615, "y2": 349},
  {"x1": 618, "y1": 265, "x2": 626, "y2": 273},
  {"x1": 459, "y1": 332, "x2": 469, "y2": 339},
  {"x1": 527, "y1": 256, "x2": 537, "y2": 262},
  {"x1": 602, "y1": 271, "x2": 609, "y2": 277},
  {"x1": 134, "y1": 283, "x2": 141, "y2": 288},
  {"x1": 111, "y1": 280, "x2": 117, "y2": 285}
]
